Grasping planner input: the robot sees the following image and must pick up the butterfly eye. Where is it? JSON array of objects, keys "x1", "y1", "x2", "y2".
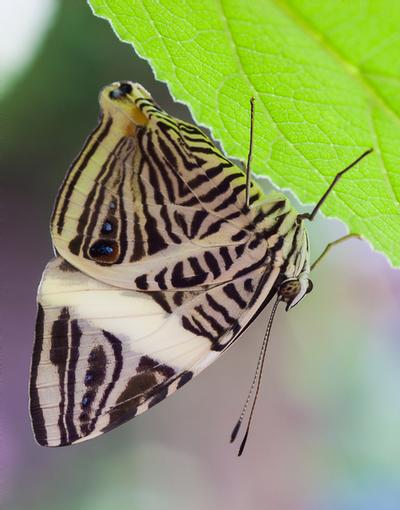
[
  {"x1": 109, "y1": 82, "x2": 133, "y2": 99},
  {"x1": 278, "y1": 277, "x2": 312, "y2": 311},
  {"x1": 278, "y1": 278, "x2": 301, "y2": 305}
]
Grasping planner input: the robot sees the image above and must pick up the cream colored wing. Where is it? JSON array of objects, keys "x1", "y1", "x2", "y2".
[{"x1": 50, "y1": 81, "x2": 285, "y2": 291}]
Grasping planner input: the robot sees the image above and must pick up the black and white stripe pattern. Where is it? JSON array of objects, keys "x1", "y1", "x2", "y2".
[
  {"x1": 50, "y1": 82, "x2": 308, "y2": 292},
  {"x1": 30, "y1": 82, "x2": 311, "y2": 446},
  {"x1": 30, "y1": 255, "x2": 279, "y2": 446}
]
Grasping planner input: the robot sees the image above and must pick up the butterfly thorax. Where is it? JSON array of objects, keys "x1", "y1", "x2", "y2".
[{"x1": 249, "y1": 192, "x2": 311, "y2": 307}]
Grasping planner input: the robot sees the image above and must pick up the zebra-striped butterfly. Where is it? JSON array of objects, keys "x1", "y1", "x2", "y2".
[{"x1": 30, "y1": 81, "x2": 371, "y2": 449}]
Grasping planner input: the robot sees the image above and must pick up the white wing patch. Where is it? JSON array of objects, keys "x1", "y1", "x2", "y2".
[
  {"x1": 39, "y1": 262, "x2": 208, "y2": 368},
  {"x1": 30, "y1": 257, "x2": 278, "y2": 446}
]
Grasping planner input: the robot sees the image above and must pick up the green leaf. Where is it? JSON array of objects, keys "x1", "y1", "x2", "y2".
[{"x1": 89, "y1": 0, "x2": 400, "y2": 266}]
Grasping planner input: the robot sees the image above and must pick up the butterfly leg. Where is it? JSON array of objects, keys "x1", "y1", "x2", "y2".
[
  {"x1": 245, "y1": 97, "x2": 256, "y2": 208},
  {"x1": 311, "y1": 233, "x2": 362, "y2": 271}
]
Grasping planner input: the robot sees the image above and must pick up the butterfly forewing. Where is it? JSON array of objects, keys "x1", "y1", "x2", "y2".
[{"x1": 51, "y1": 83, "x2": 271, "y2": 291}]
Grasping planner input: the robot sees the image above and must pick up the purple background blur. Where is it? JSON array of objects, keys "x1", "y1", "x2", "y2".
[{"x1": 2, "y1": 2, "x2": 400, "y2": 509}]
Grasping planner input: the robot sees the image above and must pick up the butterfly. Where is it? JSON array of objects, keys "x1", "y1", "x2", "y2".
[{"x1": 29, "y1": 81, "x2": 372, "y2": 449}]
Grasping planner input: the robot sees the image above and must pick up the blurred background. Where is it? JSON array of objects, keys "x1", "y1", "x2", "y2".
[{"x1": 2, "y1": 1, "x2": 400, "y2": 509}]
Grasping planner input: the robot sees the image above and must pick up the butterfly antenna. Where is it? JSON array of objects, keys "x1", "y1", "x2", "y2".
[
  {"x1": 299, "y1": 148, "x2": 373, "y2": 222},
  {"x1": 230, "y1": 296, "x2": 281, "y2": 456},
  {"x1": 245, "y1": 97, "x2": 256, "y2": 209}
]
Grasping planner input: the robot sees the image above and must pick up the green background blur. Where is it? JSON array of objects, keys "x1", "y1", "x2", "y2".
[{"x1": 2, "y1": 2, "x2": 400, "y2": 509}]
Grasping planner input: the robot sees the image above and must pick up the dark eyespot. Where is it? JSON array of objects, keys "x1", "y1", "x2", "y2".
[
  {"x1": 81, "y1": 393, "x2": 93, "y2": 409},
  {"x1": 84, "y1": 372, "x2": 94, "y2": 385},
  {"x1": 109, "y1": 82, "x2": 132, "y2": 99},
  {"x1": 306, "y1": 279, "x2": 314, "y2": 294},
  {"x1": 101, "y1": 220, "x2": 114, "y2": 235},
  {"x1": 120, "y1": 82, "x2": 133, "y2": 94},
  {"x1": 89, "y1": 240, "x2": 118, "y2": 262},
  {"x1": 90, "y1": 241, "x2": 113, "y2": 256}
]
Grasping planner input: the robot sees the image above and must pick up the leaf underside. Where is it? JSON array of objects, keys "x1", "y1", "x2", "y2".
[{"x1": 89, "y1": 0, "x2": 400, "y2": 267}]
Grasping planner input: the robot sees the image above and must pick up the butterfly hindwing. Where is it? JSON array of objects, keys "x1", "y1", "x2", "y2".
[{"x1": 30, "y1": 256, "x2": 279, "y2": 446}]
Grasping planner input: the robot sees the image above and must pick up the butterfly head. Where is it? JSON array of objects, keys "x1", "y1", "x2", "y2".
[{"x1": 278, "y1": 275, "x2": 313, "y2": 311}]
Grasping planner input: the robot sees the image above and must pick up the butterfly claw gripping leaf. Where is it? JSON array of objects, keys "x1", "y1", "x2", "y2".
[{"x1": 30, "y1": 82, "x2": 311, "y2": 446}]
